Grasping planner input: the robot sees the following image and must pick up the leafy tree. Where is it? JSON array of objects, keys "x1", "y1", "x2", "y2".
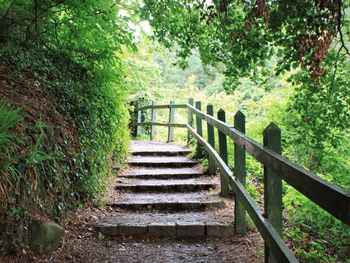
[
  {"x1": 142, "y1": 0, "x2": 349, "y2": 84},
  {"x1": 141, "y1": 0, "x2": 350, "y2": 154}
]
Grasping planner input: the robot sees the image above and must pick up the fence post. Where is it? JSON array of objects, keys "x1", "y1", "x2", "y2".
[
  {"x1": 207, "y1": 104, "x2": 216, "y2": 175},
  {"x1": 217, "y1": 109, "x2": 229, "y2": 196},
  {"x1": 195, "y1": 101, "x2": 204, "y2": 158},
  {"x1": 187, "y1": 98, "x2": 194, "y2": 144},
  {"x1": 263, "y1": 122, "x2": 283, "y2": 263},
  {"x1": 150, "y1": 101, "x2": 156, "y2": 140},
  {"x1": 167, "y1": 100, "x2": 175, "y2": 142},
  {"x1": 234, "y1": 110, "x2": 246, "y2": 234},
  {"x1": 137, "y1": 103, "x2": 142, "y2": 137}
]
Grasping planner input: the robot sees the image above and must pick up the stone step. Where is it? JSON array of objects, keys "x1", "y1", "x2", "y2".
[
  {"x1": 119, "y1": 167, "x2": 205, "y2": 180},
  {"x1": 131, "y1": 149, "x2": 191, "y2": 156},
  {"x1": 130, "y1": 140, "x2": 192, "y2": 156},
  {"x1": 106, "y1": 192, "x2": 225, "y2": 211},
  {"x1": 116, "y1": 177, "x2": 217, "y2": 192},
  {"x1": 127, "y1": 156, "x2": 199, "y2": 167},
  {"x1": 94, "y1": 211, "x2": 234, "y2": 238}
]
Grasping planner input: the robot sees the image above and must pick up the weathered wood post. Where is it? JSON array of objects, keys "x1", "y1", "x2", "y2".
[
  {"x1": 217, "y1": 109, "x2": 229, "y2": 196},
  {"x1": 263, "y1": 122, "x2": 283, "y2": 263},
  {"x1": 207, "y1": 104, "x2": 216, "y2": 175},
  {"x1": 137, "y1": 103, "x2": 142, "y2": 137},
  {"x1": 195, "y1": 101, "x2": 204, "y2": 158},
  {"x1": 187, "y1": 97, "x2": 194, "y2": 144},
  {"x1": 234, "y1": 110, "x2": 246, "y2": 234},
  {"x1": 150, "y1": 101, "x2": 156, "y2": 140},
  {"x1": 167, "y1": 100, "x2": 175, "y2": 142}
]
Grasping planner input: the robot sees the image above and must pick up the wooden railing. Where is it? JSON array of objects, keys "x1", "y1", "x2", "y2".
[{"x1": 135, "y1": 99, "x2": 350, "y2": 263}]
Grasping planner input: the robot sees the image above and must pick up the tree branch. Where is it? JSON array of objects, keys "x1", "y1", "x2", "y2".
[
  {"x1": 1, "y1": 0, "x2": 17, "y2": 20},
  {"x1": 337, "y1": 0, "x2": 350, "y2": 56}
]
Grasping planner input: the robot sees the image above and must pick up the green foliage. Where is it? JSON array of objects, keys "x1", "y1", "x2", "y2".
[
  {"x1": 141, "y1": 0, "x2": 350, "y2": 150},
  {"x1": 0, "y1": 0, "x2": 135, "y2": 65},
  {"x1": 122, "y1": 35, "x2": 161, "y2": 94},
  {"x1": 141, "y1": 0, "x2": 348, "y2": 84},
  {"x1": 0, "y1": 100, "x2": 22, "y2": 152},
  {"x1": 285, "y1": 51, "x2": 350, "y2": 165},
  {"x1": 0, "y1": 0, "x2": 133, "y2": 197},
  {"x1": 54, "y1": 69, "x2": 130, "y2": 197},
  {"x1": 0, "y1": 0, "x2": 136, "y2": 254},
  {"x1": 0, "y1": 101, "x2": 22, "y2": 207},
  {"x1": 285, "y1": 188, "x2": 350, "y2": 262}
]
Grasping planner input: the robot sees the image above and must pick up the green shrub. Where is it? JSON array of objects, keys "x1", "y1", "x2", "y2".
[{"x1": 0, "y1": 0, "x2": 134, "y2": 254}]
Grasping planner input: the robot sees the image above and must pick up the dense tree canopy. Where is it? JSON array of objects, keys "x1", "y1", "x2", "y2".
[
  {"x1": 142, "y1": 0, "x2": 350, "y2": 153},
  {"x1": 0, "y1": 0, "x2": 134, "y2": 66},
  {"x1": 142, "y1": 0, "x2": 349, "y2": 86}
]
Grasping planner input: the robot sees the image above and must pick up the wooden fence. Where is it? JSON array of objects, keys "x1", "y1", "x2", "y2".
[{"x1": 135, "y1": 99, "x2": 350, "y2": 263}]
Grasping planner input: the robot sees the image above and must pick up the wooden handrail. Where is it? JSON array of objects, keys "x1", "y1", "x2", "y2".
[
  {"x1": 135, "y1": 100, "x2": 350, "y2": 263},
  {"x1": 138, "y1": 103, "x2": 188, "y2": 111},
  {"x1": 187, "y1": 104, "x2": 350, "y2": 225},
  {"x1": 137, "y1": 122, "x2": 187, "y2": 128}
]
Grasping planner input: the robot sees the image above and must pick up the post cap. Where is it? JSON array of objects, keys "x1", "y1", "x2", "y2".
[
  {"x1": 234, "y1": 110, "x2": 245, "y2": 118},
  {"x1": 263, "y1": 122, "x2": 281, "y2": 136}
]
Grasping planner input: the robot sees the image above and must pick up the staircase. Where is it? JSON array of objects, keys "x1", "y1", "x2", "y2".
[{"x1": 95, "y1": 140, "x2": 235, "y2": 238}]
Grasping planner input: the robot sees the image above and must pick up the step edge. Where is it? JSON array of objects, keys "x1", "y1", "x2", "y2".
[
  {"x1": 131, "y1": 151, "x2": 190, "y2": 154},
  {"x1": 119, "y1": 173, "x2": 204, "y2": 176},
  {"x1": 94, "y1": 222, "x2": 234, "y2": 237},
  {"x1": 115, "y1": 182, "x2": 218, "y2": 187}
]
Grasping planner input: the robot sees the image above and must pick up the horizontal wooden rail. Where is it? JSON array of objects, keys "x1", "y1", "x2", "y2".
[
  {"x1": 138, "y1": 122, "x2": 187, "y2": 128},
  {"x1": 187, "y1": 125, "x2": 298, "y2": 262},
  {"x1": 135, "y1": 100, "x2": 350, "y2": 262},
  {"x1": 139, "y1": 104, "x2": 188, "y2": 111},
  {"x1": 187, "y1": 104, "x2": 350, "y2": 225}
]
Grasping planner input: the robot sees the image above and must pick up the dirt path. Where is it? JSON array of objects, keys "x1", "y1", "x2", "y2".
[{"x1": 1, "y1": 206, "x2": 263, "y2": 263}]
